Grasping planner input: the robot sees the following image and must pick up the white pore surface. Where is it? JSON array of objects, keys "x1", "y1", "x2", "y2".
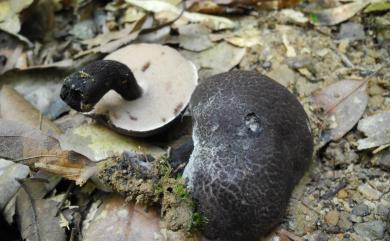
[{"x1": 93, "y1": 44, "x2": 198, "y2": 133}]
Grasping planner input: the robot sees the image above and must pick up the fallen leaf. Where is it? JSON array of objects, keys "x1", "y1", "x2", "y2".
[
  {"x1": 312, "y1": 80, "x2": 368, "y2": 145},
  {"x1": 310, "y1": 0, "x2": 373, "y2": 26},
  {"x1": 0, "y1": 159, "x2": 29, "y2": 210},
  {"x1": 0, "y1": 0, "x2": 34, "y2": 34},
  {"x1": 181, "y1": 42, "x2": 246, "y2": 78},
  {"x1": 0, "y1": 120, "x2": 61, "y2": 162},
  {"x1": 0, "y1": 85, "x2": 63, "y2": 136},
  {"x1": 82, "y1": 24, "x2": 137, "y2": 48},
  {"x1": 126, "y1": 0, "x2": 236, "y2": 30},
  {"x1": 75, "y1": 24, "x2": 143, "y2": 58},
  {"x1": 178, "y1": 24, "x2": 214, "y2": 51},
  {"x1": 59, "y1": 123, "x2": 165, "y2": 161},
  {"x1": 16, "y1": 178, "x2": 66, "y2": 241},
  {"x1": 357, "y1": 111, "x2": 390, "y2": 150},
  {"x1": 0, "y1": 120, "x2": 96, "y2": 185},
  {"x1": 83, "y1": 194, "x2": 200, "y2": 241}
]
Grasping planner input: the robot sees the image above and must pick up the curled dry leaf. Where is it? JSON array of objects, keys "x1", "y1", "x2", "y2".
[
  {"x1": 312, "y1": 80, "x2": 368, "y2": 146},
  {"x1": 126, "y1": 0, "x2": 236, "y2": 30},
  {"x1": 310, "y1": 0, "x2": 373, "y2": 26},
  {"x1": 357, "y1": 111, "x2": 390, "y2": 150},
  {"x1": 178, "y1": 24, "x2": 214, "y2": 52}
]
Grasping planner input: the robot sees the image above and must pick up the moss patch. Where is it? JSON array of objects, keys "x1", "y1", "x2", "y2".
[{"x1": 97, "y1": 154, "x2": 205, "y2": 232}]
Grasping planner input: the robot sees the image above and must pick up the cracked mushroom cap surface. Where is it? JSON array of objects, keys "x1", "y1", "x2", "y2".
[
  {"x1": 184, "y1": 71, "x2": 313, "y2": 241},
  {"x1": 91, "y1": 44, "x2": 198, "y2": 136}
]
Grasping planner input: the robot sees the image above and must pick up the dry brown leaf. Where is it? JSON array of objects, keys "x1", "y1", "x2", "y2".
[
  {"x1": 312, "y1": 80, "x2": 368, "y2": 145},
  {"x1": 0, "y1": 120, "x2": 97, "y2": 185},
  {"x1": 0, "y1": 85, "x2": 63, "y2": 136},
  {"x1": 83, "y1": 194, "x2": 203, "y2": 241},
  {"x1": 16, "y1": 178, "x2": 66, "y2": 241}
]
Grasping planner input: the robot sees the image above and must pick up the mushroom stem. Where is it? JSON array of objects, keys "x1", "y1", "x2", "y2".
[{"x1": 60, "y1": 60, "x2": 142, "y2": 112}]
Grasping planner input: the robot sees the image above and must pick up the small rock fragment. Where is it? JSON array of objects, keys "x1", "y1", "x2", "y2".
[
  {"x1": 338, "y1": 211, "x2": 353, "y2": 231},
  {"x1": 376, "y1": 204, "x2": 389, "y2": 218},
  {"x1": 353, "y1": 221, "x2": 385, "y2": 240},
  {"x1": 338, "y1": 22, "x2": 365, "y2": 41},
  {"x1": 358, "y1": 183, "x2": 382, "y2": 201},
  {"x1": 377, "y1": 149, "x2": 390, "y2": 171},
  {"x1": 325, "y1": 210, "x2": 340, "y2": 226},
  {"x1": 352, "y1": 204, "x2": 370, "y2": 217}
]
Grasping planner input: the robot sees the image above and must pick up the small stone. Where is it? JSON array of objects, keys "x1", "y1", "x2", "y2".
[
  {"x1": 262, "y1": 61, "x2": 272, "y2": 69},
  {"x1": 358, "y1": 183, "x2": 382, "y2": 201},
  {"x1": 338, "y1": 22, "x2": 365, "y2": 41},
  {"x1": 304, "y1": 230, "x2": 328, "y2": 241},
  {"x1": 288, "y1": 203, "x2": 319, "y2": 236},
  {"x1": 325, "y1": 210, "x2": 340, "y2": 226},
  {"x1": 376, "y1": 204, "x2": 389, "y2": 218},
  {"x1": 337, "y1": 189, "x2": 349, "y2": 199},
  {"x1": 350, "y1": 214, "x2": 363, "y2": 223},
  {"x1": 354, "y1": 221, "x2": 385, "y2": 240},
  {"x1": 70, "y1": 20, "x2": 97, "y2": 40},
  {"x1": 378, "y1": 150, "x2": 390, "y2": 171},
  {"x1": 338, "y1": 211, "x2": 353, "y2": 231},
  {"x1": 352, "y1": 204, "x2": 370, "y2": 217}
]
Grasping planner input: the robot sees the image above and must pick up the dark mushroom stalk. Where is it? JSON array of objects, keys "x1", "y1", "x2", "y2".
[
  {"x1": 60, "y1": 60, "x2": 142, "y2": 112},
  {"x1": 60, "y1": 44, "x2": 198, "y2": 137},
  {"x1": 183, "y1": 71, "x2": 313, "y2": 241}
]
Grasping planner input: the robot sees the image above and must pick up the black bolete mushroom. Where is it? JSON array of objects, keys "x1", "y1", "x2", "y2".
[
  {"x1": 60, "y1": 44, "x2": 198, "y2": 136},
  {"x1": 183, "y1": 71, "x2": 313, "y2": 241}
]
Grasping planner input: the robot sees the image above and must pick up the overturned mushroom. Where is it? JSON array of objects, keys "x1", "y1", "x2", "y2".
[
  {"x1": 183, "y1": 71, "x2": 313, "y2": 241},
  {"x1": 61, "y1": 44, "x2": 198, "y2": 136}
]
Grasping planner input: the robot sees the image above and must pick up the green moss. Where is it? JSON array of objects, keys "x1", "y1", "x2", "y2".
[
  {"x1": 97, "y1": 153, "x2": 204, "y2": 233},
  {"x1": 191, "y1": 212, "x2": 208, "y2": 231}
]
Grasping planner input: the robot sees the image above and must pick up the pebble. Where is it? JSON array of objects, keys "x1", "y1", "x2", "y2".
[
  {"x1": 325, "y1": 210, "x2": 340, "y2": 226},
  {"x1": 378, "y1": 150, "x2": 390, "y2": 171},
  {"x1": 338, "y1": 211, "x2": 353, "y2": 231},
  {"x1": 376, "y1": 204, "x2": 389, "y2": 218},
  {"x1": 352, "y1": 204, "x2": 370, "y2": 217},
  {"x1": 70, "y1": 20, "x2": 97, "y2": 40},
  {"x1": 358, "y1": 183, "x2": 382, "y2": 201},
  {"x1": 338, "y1": 22, "x2": 365, "y2": 41},
  {"x1": 353, "y1": 221, "x2": 385, "y2": 240}
]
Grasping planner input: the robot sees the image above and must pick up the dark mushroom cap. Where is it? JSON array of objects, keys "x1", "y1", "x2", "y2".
[{"x1": 184, "y1": 71, "x2": 313, "y2": 241}]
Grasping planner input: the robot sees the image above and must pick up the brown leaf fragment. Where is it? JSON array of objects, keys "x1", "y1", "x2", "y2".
[
  {"x1": 16, "y1": 179, "x2": 66, "y2": 241},
  {"x1": 312, "y1": 80, "x2": 368, "y2": 145},
  {"x1": 0, "y1": 120, "x2": 61, "y2": 162},
  {"x1": 83, "y1": 194, "x2": 200, "y2": 241},
  {"x1": 0, "y1": 85, "x2": 62, "y2": 136},
  {"x1": 33, "y1": 151, "x2": 98, "y2": 186},
  {"x1": 0, "y1": 120, "x2": 97, "y2": 185}
]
